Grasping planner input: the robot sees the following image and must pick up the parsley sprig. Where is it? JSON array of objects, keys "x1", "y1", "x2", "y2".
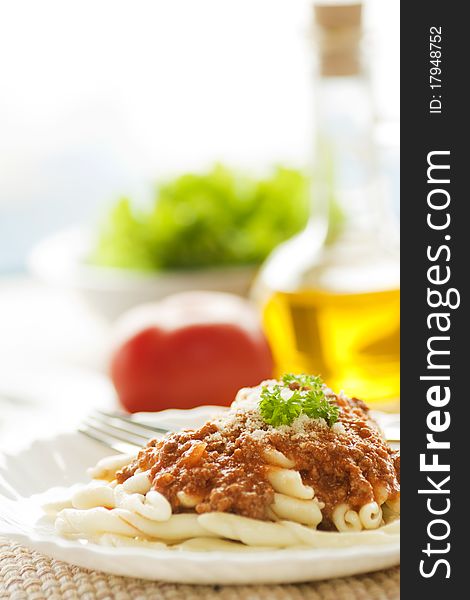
[
  {"x1": 259, "y1": 374, "x2": 339, "y2": 428},
  {"x1": 281, "y1": 373, "x2": 324, "y2": 391}
]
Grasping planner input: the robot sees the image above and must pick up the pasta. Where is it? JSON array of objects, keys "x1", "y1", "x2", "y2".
[{"x1": 47, "y1": 375, "x2": 400, "y2": 551}]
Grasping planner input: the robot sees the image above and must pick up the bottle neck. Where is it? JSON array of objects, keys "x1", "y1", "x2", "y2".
[{"x1": 312, "y1": 69, "x2": 380, "y2": 241}]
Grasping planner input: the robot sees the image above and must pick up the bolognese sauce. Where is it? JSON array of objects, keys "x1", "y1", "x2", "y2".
[{"x1": 116, "y1": 381, "x2": 400, "y2": 530}]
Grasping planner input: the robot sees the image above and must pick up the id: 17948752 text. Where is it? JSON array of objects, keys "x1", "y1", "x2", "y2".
[{"x1": 429, "y1": 26, "x2": 443, "y2": 114}]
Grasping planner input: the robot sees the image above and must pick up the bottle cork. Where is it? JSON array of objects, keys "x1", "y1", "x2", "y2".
[{"x1": 313, "y1": 2, "x2": 363, "y2": 77}]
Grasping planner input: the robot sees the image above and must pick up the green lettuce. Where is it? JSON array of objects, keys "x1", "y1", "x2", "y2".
[{"x1": 90, "y1": 164, "x2": 310, "y2": 271}]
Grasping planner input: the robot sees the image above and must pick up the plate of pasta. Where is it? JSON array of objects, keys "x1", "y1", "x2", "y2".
[{"x1": 0, "y1": 374, "x2": 400, "y2": 584}]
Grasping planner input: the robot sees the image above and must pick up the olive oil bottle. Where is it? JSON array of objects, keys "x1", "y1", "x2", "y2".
[{"x1": 254, "y1": 2, "x2": 400, "y2": 406}]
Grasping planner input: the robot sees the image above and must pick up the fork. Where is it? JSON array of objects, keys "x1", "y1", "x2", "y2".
[{"x1": 79, "y1": 410, "x2": 171, "y2": 454}]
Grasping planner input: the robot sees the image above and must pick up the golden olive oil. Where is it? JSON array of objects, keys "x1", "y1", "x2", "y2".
[{"x1": 262, "y1": 287, "x2": 400, "y2": 404}]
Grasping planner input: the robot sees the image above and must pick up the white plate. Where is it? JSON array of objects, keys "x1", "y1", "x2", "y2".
[{"x1": 0, "y1": 406, "x2": 399, "y2": 585}]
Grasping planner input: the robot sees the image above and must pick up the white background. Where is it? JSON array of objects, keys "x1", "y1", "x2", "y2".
[{"x1": 0, "y1": 0, "x2": 399, "y2": 271}]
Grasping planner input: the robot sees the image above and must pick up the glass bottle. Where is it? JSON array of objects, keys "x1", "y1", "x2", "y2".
[{"x1": 253, "y1": 2, "x2": 400, "y2": 407}]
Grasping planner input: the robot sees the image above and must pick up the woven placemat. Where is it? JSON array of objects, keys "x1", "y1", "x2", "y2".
[{"x1": 0, "y1": 538, "x2": 399, "y2": 600}]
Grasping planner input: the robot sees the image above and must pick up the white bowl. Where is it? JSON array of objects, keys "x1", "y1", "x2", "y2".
[{"x1": 28, "y1": 228, "x2": 258, "y2": 321}]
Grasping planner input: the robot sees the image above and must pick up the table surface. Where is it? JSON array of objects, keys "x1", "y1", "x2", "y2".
[
  {"x1": 0, "y1": 538, "x2": 400, "y2": 600},
  {"x1": 0, "y1": 277, "x2": 400, "y2": 599},
  {"x1": 0, "y1": 277, "x2": 113, "y2": 448}
]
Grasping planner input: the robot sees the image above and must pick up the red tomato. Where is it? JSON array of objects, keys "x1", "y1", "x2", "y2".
[{"x1": 110, "y1": 291, "x2": 273, "y2": 412}]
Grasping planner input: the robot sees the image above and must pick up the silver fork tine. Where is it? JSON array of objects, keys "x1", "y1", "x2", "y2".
[
  {"x1": 94, "y1": 410, "x2": 171, "y2": 436},
  {"x1": 83, "y1": 416, "x2": 150, "y2": 447},
  {"x1": 87, "y1": 414, "x2": 153, "y2": 444},
  {"x1": 79, "y1": 410, "x2": 171, "y2": 452},
  {"x1": 78, "y1": 426, "x2": 141, "y2": 454}
]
